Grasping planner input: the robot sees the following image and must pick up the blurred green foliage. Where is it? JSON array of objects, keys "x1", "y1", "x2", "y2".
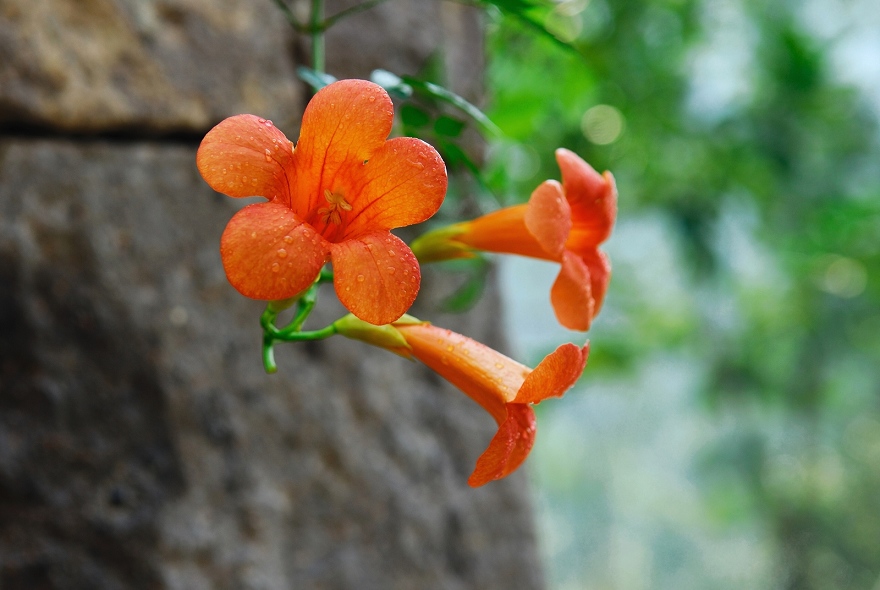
[{"x1": 482, "y1": 0, "x2": 880, "y2": 588}]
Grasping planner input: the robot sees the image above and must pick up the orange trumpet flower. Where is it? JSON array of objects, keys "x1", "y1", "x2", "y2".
[
  {"x1": 335, "y1": 315, "x2": 589, "y2": 486},
  {"x1": 412, "y1": 149, "x2": 615, "y2": 331},
  {"x1": 197, "y1": 79, "x2": 448, "y2": 325}
]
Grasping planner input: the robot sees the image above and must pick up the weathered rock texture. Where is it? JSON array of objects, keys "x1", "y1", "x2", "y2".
[{"x1": 0, "y1": 1, "x2": 541, "y2": 589}]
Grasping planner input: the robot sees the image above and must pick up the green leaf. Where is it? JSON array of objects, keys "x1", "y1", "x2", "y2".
[
  {"x1": 370, "y1": 69, "x2": 413, "y2": 99},
  {"x1": 434, "y1": 115, "x2": 467, "y2": 137},
  {"x1": 400, "y1": 104, "x2": 431, "y2": 128},
  {"x1": 477, "y1": 0, "x2": 581, "y2": 54},
  {"x1": 297, "y1": 67, "x2": 337, "y2": 91},
  {"x1": 400, "y1": 75, "x2": 504, "y2": 138}
]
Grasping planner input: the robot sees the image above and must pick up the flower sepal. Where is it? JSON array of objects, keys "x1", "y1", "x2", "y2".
[
  {"x1": 410, "y1": 224, "x2": 478, "y2": 263},
  {"x1": 333, "y1": 313, "x2": 422, "y2": 357}
]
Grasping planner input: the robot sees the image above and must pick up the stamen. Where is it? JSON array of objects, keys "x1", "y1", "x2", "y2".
[{"x1": 320, "y1": 190, "x2": 352, "y2": 224}]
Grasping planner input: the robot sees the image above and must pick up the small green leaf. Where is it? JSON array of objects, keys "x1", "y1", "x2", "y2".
[
  {"x1": 370, "y1": 69, "x2": 413, "y2": 99},
  {"x1": 434, "y1": 115, "x2": 466, "y2": 137},
  {"x1": 401, "y1": 76, "x2": 503, "y2": 138},
  {"x1": 477, "y1": 0, "x2": 581, "y2": 54},
  {"x1": 400, "y1": 104, "x2": 431, "y2": 128},
  {"x1": 297, "y1": 67, "x2": 337, "y2": 91}
]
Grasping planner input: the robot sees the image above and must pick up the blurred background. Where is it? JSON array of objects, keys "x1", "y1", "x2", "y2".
[{"x1": 480, "y1": 0, "x2": 880, "y2": 588}]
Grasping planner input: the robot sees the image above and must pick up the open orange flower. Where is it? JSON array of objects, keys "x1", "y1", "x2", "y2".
[
  {"x1": 334, "y1": 315, "x2": 589, "y2": 486},
  {"x1": 197, "y1": 79, "x2": 448, "y2": 325},
  {"x1": 412, "y1": 149, "x2": 615, "y2": 331}
]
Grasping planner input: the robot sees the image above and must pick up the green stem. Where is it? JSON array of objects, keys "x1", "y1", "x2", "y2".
[
  {"x1": 319, "y1": 267, "x2": 334, "y2": 283},
  {"x1": 310, "y1": 0, "x2": 325, "y2": 72},
  {"x1": 263, "y1": 334, "x2": 279, "y2": 374},
  {"x1": 272, "y1": 324, "x2": 338, "y2": 342},
  {"x1": 286, "y1": 285, "x2": 319, "y2": 333}
]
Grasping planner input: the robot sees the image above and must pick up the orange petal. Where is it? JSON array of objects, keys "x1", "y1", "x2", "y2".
[
  {"x1": 330, "y1": 231, "x2": 420, "y2": 325},
  {"x1": 394, "y1": 323, "x2": 531, "y2": 422},
  {"x1": 582, "y1": 248, "x2": 611, "y2": 316},
  {"x1": 550, "y1": 250, "x2": 594, "y2": 331},
  {"x1": 340, "y1": 137, "x2": 447, "y2": 238},
  {"x1": 453, "y1": 205, "x2": 551, "y2": 260},
  {"x1": 524, "y1": 180, "x2": 571, "y2": 258},
  {"x1": 220, "y1": 202, "x2": 328, "y2": 300},
  {"x1": 556, "y1": 148, "x2": 617, "y2": 247},
  {"x1": 514, "y1": 342, "x2": 589, "y2": 404},
  {"x1": 197, "y1": 114, "x2": 294, "y2": 200},
  {"x1": 468, "y1": 404, "x2": 536, "y2": 487},
  {"x1": 290, "y1": 80, "x2": 394, "y2": 218}
]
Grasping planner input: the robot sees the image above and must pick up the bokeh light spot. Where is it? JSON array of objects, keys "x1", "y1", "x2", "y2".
[
  {"x1": 815, "y1": 255, "x2": 867, "y2": 298},
  {"x1": 581, "y1": 104, "x2": 625, "y2": 145}
]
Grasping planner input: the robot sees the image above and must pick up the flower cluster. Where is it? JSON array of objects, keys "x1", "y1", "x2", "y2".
[
  {"x1": 197, "y1": 79, "x2": 616, "y2": 486},
  {"x1": 197, "y1": 79, "x2": 447, "y2": 325}
]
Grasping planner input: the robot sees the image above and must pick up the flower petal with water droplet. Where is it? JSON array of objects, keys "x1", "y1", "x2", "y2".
[
  {"x1": 329, "y1": 231, "x2": 420, "y2": 325},
  {"x1": 197, "y1": 114, "x2": 293, "y2": 201},
  {"x1": 221, "y1": 202, "x2": 328, "y2": 300}
]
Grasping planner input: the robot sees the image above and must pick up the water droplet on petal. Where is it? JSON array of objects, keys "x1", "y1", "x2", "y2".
[
  {"x1": 283, "y1": 235, "x2": 294, "y2": 244},
  {"x1": 250, "y1": 232, "x2": 257, "y2": 239},
  {"x1": 495, "y1": 362, "x2": 504, "y2": 369},
  {"x1": 277, "y1": 248, "x2": 288, "y2": 258},
  {"x1": 356, "y1": 274, "x2": 365, "y2": 282},
  {"x1": 387, "y1": 266, "x2": 396, "y2": 274},
  {"x1": 271, "y1": 262, "x2": 280, "y2": 273},
  {"x1": 264, "y1": 149, "x2": 272, "y2": 162}
]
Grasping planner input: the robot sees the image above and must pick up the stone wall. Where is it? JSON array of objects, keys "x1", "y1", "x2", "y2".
[{"x1": 0, "y1": 1, "x2": 543, "y2": 589}]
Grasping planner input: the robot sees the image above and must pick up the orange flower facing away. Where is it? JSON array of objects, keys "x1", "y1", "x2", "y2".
[
  {"x1": 197, "y1": 79, "x2": 448, "y2": 325},
  {"x1": 334, "y1": 314, "x2": 589, "y2": 486},
  {"x1": 411, "y1": 149, "x2": 616, "y2": 331}
]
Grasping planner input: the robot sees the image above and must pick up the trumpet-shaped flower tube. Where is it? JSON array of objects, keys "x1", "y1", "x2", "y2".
[
  {"x1": 412, "y1": 149, "x2": 615, "y2": 331},
  {"x1": 334, "y1": 314, "x2": 589, "y2": 486},
  {"x1": 197, "y1": 79, "x2": 448, "y2": 325}
]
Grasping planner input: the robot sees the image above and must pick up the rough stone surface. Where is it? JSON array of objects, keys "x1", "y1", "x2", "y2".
[
  {"x1": 0, "y1": 141, "x2": 543, "y2": 589},
  {"x1": 0, "y1": 0, "x2": 302, "y2": 133},
  {"x1": 0, "y1": 0, "x2": 484, "y2": 133},
  {"x1": 0, "y1": 0, "x2": 544, "y2": 588}
]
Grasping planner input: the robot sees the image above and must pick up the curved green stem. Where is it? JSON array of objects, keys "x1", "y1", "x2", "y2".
[
  {"x1": 263, "y1": 333, "x2": 279, "y2": 374},
  {"x1": 285, "y1": 285, "x2": 319, "y2": 333},
  {"x1": 272, "y1": 324, "x2": 338, "y2": 342}
]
